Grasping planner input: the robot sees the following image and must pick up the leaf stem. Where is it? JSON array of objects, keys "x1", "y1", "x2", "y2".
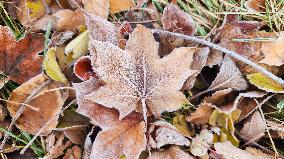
[{"x1": 151, "y1": 29, "x2": 284, "y2": 85}]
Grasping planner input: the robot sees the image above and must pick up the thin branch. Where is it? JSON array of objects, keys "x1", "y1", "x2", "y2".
[{"x1": 151, "y1": 29, "x2": 284, "y2": 85}]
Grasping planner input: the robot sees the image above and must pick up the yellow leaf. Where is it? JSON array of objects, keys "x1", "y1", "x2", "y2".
[
  {"x1": 173, "y1": 114, "x2": 194, "y2": 137},
  {"x1": 43, "y1": 48, "x2": 68, "y2": 83},
  {"x1": 65, "y1": 30, "x2": 89, "y2": 59},
  {"x1": 25, "y1": 0, "x2": 46, "y2": 21},
  {"x1": 221, "y1": 128, "x2": 239, "y2": 147},
  {"x1": 247, "y1": 73, "x2": 284, "y2": 93},
  {"x1": 109, "y1": 0, "x2": 135, "y2": 14}
]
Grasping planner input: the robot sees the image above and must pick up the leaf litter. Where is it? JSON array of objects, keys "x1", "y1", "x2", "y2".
[{"x1": 1, "y1": 1, "x2": 284, "y2": 159}]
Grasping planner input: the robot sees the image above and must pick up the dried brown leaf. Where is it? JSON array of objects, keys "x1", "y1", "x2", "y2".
[
  {"x1": 240, "y1": 111, "x2": 266, "y2": 141},
  {"x1": 162, "y1": 4, "x2": 196, "y2": 35},
  {"x1": 54, "y1": 9, "x2": 85, "y2": 31},
  {"x1": 7, "y1": 74, "x2": 68, "y2": 135},
  {"x1": 234, "y1": 91, "x2": 267, "y2": 120},
  {"x1": 82, "y1": 0, "x2": 110, "y2": 18},
  {"x1": 63, "y1": 145, "x2": 81, "y2": 159},
  {"x1": 149, "y1": 146, "x2": 194, "y2": 159},
  {"x1": 209, "y1": 56, "x2": 248, "y2": 91},
  {"x1": 0, "y1": 26, "x2": 44, "y2": 84},
  {"x1": 244, "y1": 0, "x2": 266, "y2": 12},
  {"x1": 149, "y1": 120, "x2": 190, "y2": 149},
  {"x1": 186, "y1": 103, "x2": 213, "y2": 125},
  {"x1": 73, "y1": 79, "x2": 146, "y2": 159},
  {"x1": 259, "y1": 32, "x2": 284, "y2": 66},
  {"x1": 86, "y1": 25, "x2": 197, "y2": 120},
  {"x1": 214, "y1": 141, "x2": 271, "y2": 159}
]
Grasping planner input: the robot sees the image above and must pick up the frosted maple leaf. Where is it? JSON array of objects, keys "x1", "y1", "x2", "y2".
[{"x1": 85, "y1": 25, "x2": 197, "y2": 122}]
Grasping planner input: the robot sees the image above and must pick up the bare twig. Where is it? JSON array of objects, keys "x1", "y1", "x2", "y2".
[{"x1": 151, "y1": 29, "x2": 284, "y2": 85}]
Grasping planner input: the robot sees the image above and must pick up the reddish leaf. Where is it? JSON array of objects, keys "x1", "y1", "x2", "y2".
[{"x1": 0, "y1": 26, "x2": 44, "y2": 84}]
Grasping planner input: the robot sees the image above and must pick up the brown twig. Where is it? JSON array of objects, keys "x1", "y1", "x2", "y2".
[{"x1": 151, "y1": 29, "x2": 284, "y2": 85}]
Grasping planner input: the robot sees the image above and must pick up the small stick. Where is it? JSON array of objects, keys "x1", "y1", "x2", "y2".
[{"x1": 151, "y1": 29, "x2": 284, "y2": 85}]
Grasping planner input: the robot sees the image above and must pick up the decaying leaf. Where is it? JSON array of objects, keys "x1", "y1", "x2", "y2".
[
  {"x1": 82, "y1": 0, "x2": 110, "y2": 18},
  {"x1": 53, "y1": 9, "x2": 85, "y2": 31},
  {"x1": 43, "y1": 133, "x2": 72, "y2": 159},
  {"x1": 149, "y1": 120, "x2": 190, "y2": 149},
  {"x1": 208, "y1": 56, "x2": 248, "y2": 92},
  {"x1": 247, "y1": 73, "x2": 284, "y2": 93},
  {"x1": 149, "y1": 146, "x2": 194, "y2": 159},
  {"x1": 162, "y1": 4, "x2": 196, "y2": 36},
  {"x1": 85, "y1": 25, "x2": 197, "y2": 121},
  {"x1": 65, "y1": 30, "x2": 89, "y2": 59},
  {"x1": 214, "y1": 141, "x2": 271, "y2": 159},
  {"x1": 173, "y1": 114, "x2": 195, "y2": 137},
  {"x1": 186, "y1": 103, "x2": 213, "y2": 125},
  {"x1": 74, "y1": 56, "x2": 96, "y2": 81},
  {"x1": 240, "y1": 111, "x2": 266, "y2": 142},
  {"x1": 43, "y1": 48, "x2": 68, "y2": 83},
  {"x1": 73, "y1": 79, "x2": 146, "y2": 159},
  {"x1": 25, "y1": 0, "x2": 47, "y2": 21},
  {"x1": 244, "y1": 0, "x2": 266, "y2": 12},
  {"x1": 259, "y1": 32, "x2": 284, "y2": 66},
  {"x1": 109, "y1": 0, "x2": 135, "y2": 14},
  {"x1": 190, "y1": 129, "x2": 213, "y2": 157},
  {"x1": 233, "y1": 91, "x2": 267, "y2": 120},
  {"x1": 7, "y1": 74, "x2": 68, "y2": 135},
  {"x1": 63, "y1": 145, "x2": 81, "y2": 159},
  {"x1": 0, "y1": 26, "x2": 44, "y2": 84}
]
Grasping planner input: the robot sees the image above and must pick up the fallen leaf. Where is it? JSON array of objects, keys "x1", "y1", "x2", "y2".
[
  {"x1": 244, "y1": 0, "x2": 266, "y2": 12},
  {"x1": 73, "y1": 79, "x2": 146, "y2": 159},
  {"x1": 149, "y1": 146, "x2": 194, "y2": 159},
  {"x1": 109, "y1": 0, "x2": 135, "y2": 14},
  {"x1": 0, "y1": 26, "x2": 44, "y2": 84},
  {"x1": 65, "y1": 30, "x2": 89, "y2": 59},
  {"x1": 173, "y1": 114, "x2": 195, "y2": 137},
  {"x1": 233, "y1": 91, "x2": 267, "y2": 120},
  {"x1": 162, "y1": 4, "x2": 196, "y2": 35},
  {"x1": 74, "y1": 56, "x2": 97, "y2": 81},
  {"x1": 214, "y1": 141, "x2": 271, "y2": 159},
  {"x1": 63, "y1": 145, "x2": 81, "y2": 159},
  {"x1": 26, "y1": 0, "x2": 47, "y2": 21},
  {"x1": 247, "y1": 73, "x2": 284, "y2": 93},
  {"x1": 7, "y1": 74, "x2": 68, "y2": 135},
  {"x1": 43, "y1": 133, "x2": 72, "y2": 159},
  {"x1": 259, "y1": 32, "x2": 284, "y2": 66},
  {"x1": 54, "y1": 9, "x2": 85, "y2": 31},
  {"x1": 190, "y1": 129, "x2": 213, "y2": 157},
  {"x1": 149, "y1": 120, "x2": 190, "y2": 149},
  {"x1": 240, "y1": 111, "x2": 266, "y2": 142},
  {"x1": 82, "y1": 0, "x2": 110, "y2": 18},
  {"x1": 208, "y1": 56, "x2": 248, "y2": 92},
  {"x1": 85, "y1": 13, "x2": 119, "y2": 47},
  {"x1": 186, "y1": 103, "x2": 213, "y2": 125},
  {"x1": 245, "y1": 147, "x2": 273, "y2": 158},
  {"x1": 85, "y1": 25, "x2": 197, "y2": 120},
  {"x1": 43, "y1": 48, "x2": 68, "y2": 83},
  {"x1": 0, "y1": 77, "x2": 9, "y2": 90}
]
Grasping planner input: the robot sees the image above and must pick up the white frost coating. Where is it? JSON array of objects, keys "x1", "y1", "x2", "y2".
[
  {"x1": 85, "y1": 25, "x2": 198, "y2": 120},
  {"x1": 150, "y1": 121, "x2": 190, "y2": 149}
]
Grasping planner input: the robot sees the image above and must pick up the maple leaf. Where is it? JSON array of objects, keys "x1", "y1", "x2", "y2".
[
  {"x1": 73, "y1": 78, "x2": 146, "y2": 159},
  {"x1": 85, "y1": 25, "x2": 197, "y2": 122},
  {"x1": 0, "y1": 26, "x2": 44, "y2": 84}
]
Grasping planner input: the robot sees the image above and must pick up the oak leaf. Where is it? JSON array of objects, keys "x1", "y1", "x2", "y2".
[
  {"x1": 85, "y1": 25, "x2": 197, "y2": 121},
  {"x1": 73, "y1": 79, "x2": 146, "y2": 159},
  {"x1": 7, "y1": 74, "x2": 68, "y2": 135},
  {"x1": 0, "y1": 26, "x2": 44, "y2": 84}
]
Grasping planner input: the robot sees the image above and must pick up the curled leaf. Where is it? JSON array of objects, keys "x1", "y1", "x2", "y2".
[{"x1": 65, "y1": 30, "x2": 89, "y2": 59}]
